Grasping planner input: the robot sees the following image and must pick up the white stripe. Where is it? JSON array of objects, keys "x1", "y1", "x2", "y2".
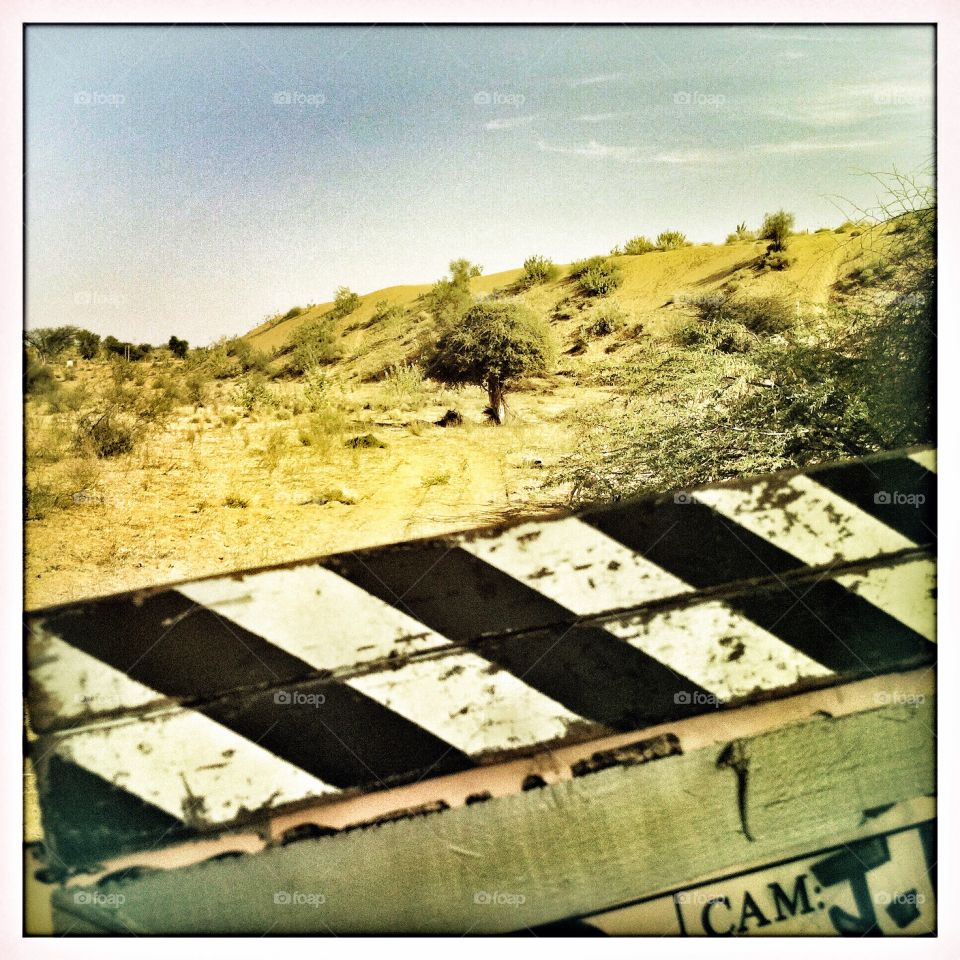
[
  {"x1": 461, "y1": 517, "x2": 691, "y2": 616},
  {"x1": 179, "y1": 565, "x2": 448, "y2": 671},
  {"x1": 39, "y1": 646, "x2": 336, "y2": 823},
  {"x1": 606, "y1": 601, "x2": 833, "y2": 701},
  {"x1": 29, "y1": 634, "x2": 164, "y2": 727},
  {"x1": 909, "y1": 449, "x2": 936, "y2": 473},
  {"x1": 347, "y1": 652, "x2": 582, "y2": 755},
  {"x1": 694, "y1": 474, "x2": 915, "y2": 566},
  {"x1": 836, "y1": 558, "x2": 936, "y2": 642}
]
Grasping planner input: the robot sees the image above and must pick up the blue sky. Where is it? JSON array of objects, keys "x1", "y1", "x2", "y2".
[{"x1": 26, "y1": 24, "x2": 934, "y2": 345}]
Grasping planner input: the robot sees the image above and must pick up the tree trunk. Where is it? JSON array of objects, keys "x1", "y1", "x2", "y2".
[{"x1": 486, "y1": 377, "x2": 505, "y2": 425}]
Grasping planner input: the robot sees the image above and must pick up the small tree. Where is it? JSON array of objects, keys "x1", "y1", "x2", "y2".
[
  {"x1": 759, "y1": 210, "x2": 795, "y2": 252},
  {"x1": 429, "y1": 301, "x2": 555, "y2": 424},
  {"x1": 168, "y1": 335, "x2": 189, "y2": 358},
  {"x1": 76, "y1": 329, "x2": 102, "y2": 360},
  {"x1": 25, "y1": 326, "x2": 77, "y2": 364}
]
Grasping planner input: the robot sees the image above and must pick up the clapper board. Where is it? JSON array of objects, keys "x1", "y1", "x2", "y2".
[{"x1": 25, "y1": 446, "x2": 936, "y2": 935}]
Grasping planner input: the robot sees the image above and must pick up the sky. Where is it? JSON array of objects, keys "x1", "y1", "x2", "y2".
[{"x1": 25, "y1": 24, "x2": 935, "y2": 345}]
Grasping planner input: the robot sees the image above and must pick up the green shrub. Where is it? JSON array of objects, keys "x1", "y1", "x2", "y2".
[
  {"x1": 568, "y1": 256, "x2": 607, "y2": 280},
  {"x1": 623, "y1": 235, "x2": 656, "y2": 255},
  {"x1": 328, "y1": 286, "x2": 361, "y2": 320},
  {"x1": 522, "y1": 255, "x2": 559, "y2": 285},
  {"x1": 762, "y1": 251, "x2": 794, "y2": 271},
  {"x1": 286, "y1": 317, "x2": 340, "y2": 374},
  {"x1": 298, "y1": 407, "x2": 347, "y2": 449},
  {"x1": 74, "y1": 411, "x2": 136, "y2": 458},
  {"x1": 26, "y1": 483, "x2": 71, "y2": 520},
  {"x1": 223, "y1": 495, "x2": 249, "y2": 508},
  {"x1": 232, "y1": 374, "x2": 275, "y2": 412},
  {"x1": 570, "y1": 257, "x2": 622, "y2": 297},
  {"x1": 371, "y1": 299, "x2": 405, "y2": 326},
  {"x1": 25, "y1": 358, "x2": 56, "y2": 398},
  {"x1": 46, "y1": 383, "x2": 89, "y2": 414},
  {"x1": 282, "y1": 306, "x2": 303, "y2": 321},
  {"x1": 839, "y1": 259, "x2": 896, "y2": 292},
  {"x1": 583, "y1": 301, "x2": 629, "y2": 337},
  {"x1": 655, "y1": 231, "x2": 690, "y2": 250},
  {"x1": 383, "y1": 361, "x2": 425, "y2": 409},
  {"x1": 345, "y1": 433, "x2": 386, "y2": 449},
  {"x1": 687, "y1": 292, "x2": 793, "y2": 336}
]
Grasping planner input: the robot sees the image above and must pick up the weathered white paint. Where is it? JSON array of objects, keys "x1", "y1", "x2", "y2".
[
  {"x1": 461, "y1": 516, "x2": 692, "y2": 615},
  {"x1": 694, "y1": 475, "x2": 916, "y2": 565},
  {"x1": 178, "y1": 565, "x2": 449, "y2": 670},
  {"x1": 347, "y1": 652, "x2": 584, "y2": 755},
  {"x1": 836, "y1": 557, "x2": 936, "y2": 642},
  {"x1": 606, "y1": 601, "x2": 833, "y2": 701}
]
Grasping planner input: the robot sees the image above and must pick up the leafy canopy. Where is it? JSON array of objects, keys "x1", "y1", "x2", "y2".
[{"x1": 429, "y1": 301, "x2": 555, "y2": 388}]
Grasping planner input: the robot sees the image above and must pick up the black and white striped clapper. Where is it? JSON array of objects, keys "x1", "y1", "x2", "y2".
[{"x1": 26, "y1": 446, "x2": 935, "y2": 875}]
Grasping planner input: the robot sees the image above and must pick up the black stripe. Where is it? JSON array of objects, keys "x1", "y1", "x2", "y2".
[
  {"x1": 38, "y1": 753, "x2": 194, "y2": 871},
  {"x1": 811, "y1": 457, "x2": 936, "y2": 546},
  {"x1": 199, "y1": 677, "x2": 474, "y2": 788},
  {"x1": 580, "y1": 498, "x2": 803, "y2": 588},
  {"x1": 325, "y1": 546, "x2": 713, "y2": 729},
  {"x1": 729, "y1": 578, "x2": 934, "y2": 674},
  {"x1": 41, "y1": 591, "x2": 474, "y2": 788}
]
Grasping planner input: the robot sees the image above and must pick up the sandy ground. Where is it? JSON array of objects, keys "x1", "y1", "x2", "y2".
[{"x1": 25, "y1": 377, "x2": 616, "y2": 609}]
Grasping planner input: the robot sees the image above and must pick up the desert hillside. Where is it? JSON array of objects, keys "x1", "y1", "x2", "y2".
[{"x1": 24, "y1": 222, "x2": 911, "y2": 609}]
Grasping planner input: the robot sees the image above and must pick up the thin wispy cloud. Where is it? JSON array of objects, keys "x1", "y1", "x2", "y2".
[
  {"x1": 535, "y1": 140, "x2": 732, "y2": 165},
  {"x1": 484, "y1": 115, "x2": 536, "y2": 131},
  {"x1": 566, "y1": 73, "x2": 620, "y2": 87},
  {"x1": 759, "y1": 138, "x2": 885, "y2": 155},
  {"x1": 570, "y1": 112, "x2": 625, "y2": 123},
  {"x1": 536, "y1": 139, "x2": 637, "y2": 160}
]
